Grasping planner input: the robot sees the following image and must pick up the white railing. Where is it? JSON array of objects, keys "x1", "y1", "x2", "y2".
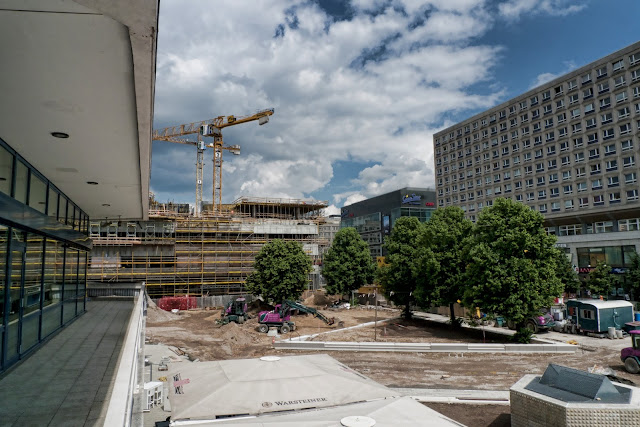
[{"x1": 103, "y1": 284, "x2": 146, "y2": 427}]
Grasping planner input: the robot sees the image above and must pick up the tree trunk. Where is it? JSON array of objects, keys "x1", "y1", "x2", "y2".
[
  {"x1": 403, "y1": 294, "x2": 412, "y2": 320},
  {"x1": 449, "y1": 302, "x2": 456, "y2": 326}
]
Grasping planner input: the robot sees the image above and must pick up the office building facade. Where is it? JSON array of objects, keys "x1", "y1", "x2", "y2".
[
  {"x1": 433, "y1": 42, "x2": 640, "y2": 281},
  {"x1": 341, "y1": 187, "x2": 436, "y2": 258}
]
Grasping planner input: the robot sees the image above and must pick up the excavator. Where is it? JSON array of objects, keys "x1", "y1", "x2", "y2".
[
  {"x1": 257, "y1": 300, "x2": 335, "y2": 334},
  {"x1": 218, "y1": 297, "x2": 250, "y2": 325}
]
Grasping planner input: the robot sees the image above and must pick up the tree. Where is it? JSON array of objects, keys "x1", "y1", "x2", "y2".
[
  {"x1": 462, "y1": 198, "x2": 563, "y2": 328},
  {"x1": 625, "y1": 251, "x2": 640, "y2": 300},
  {"x1": 245, "y1": 239, "x2": 311, "y2": 304},
  {"x1": 413, "y1": 207, "x2": 473, "y2": 324},
  {"x1": 585, "y1": 261, "x2": 616, "y2": 297},
  {"x1": 377, "y1": 217, "x2": 422, "y2": 319},
  {"x1": 555, "y1": 250, "x2": 580, "y2": 294},
  {"x1": 322, "y1": 227, "x2": 376, "y2": 296}
]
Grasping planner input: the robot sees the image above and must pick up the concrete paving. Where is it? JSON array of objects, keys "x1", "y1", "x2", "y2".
[
  {"x1": 392, "y1": 387, "x2": 510, "y2": 405},
  {"x1": 0, "y1": 299, "x2": 133, "y2": 427}
]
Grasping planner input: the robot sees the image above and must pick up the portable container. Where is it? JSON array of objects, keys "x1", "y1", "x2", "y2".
[{"x1": 565, "y1": 299, "x2": 633, "y2": 333}]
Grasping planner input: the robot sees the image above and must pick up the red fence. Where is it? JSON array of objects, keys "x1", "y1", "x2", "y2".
[{"x1": 157, "y1": 296, "x2": 198, "y2": 311}]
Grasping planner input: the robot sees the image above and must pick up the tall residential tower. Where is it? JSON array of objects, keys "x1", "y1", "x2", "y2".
[{"x1": 433, "y1": 42, "x2": 640, "y2": 283}]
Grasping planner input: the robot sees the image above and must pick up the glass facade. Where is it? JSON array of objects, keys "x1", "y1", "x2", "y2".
[
  {"x1": 576, "y1": 245, "x2": 636, "y2": 268},
  {"x1": 0, "y1": 138, "x2": 90, "y2": 373}
]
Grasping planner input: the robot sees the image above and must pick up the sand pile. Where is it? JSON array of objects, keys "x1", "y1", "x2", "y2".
[{"x1": 303, "y1": 291, "x2": 334, "y2": 307}]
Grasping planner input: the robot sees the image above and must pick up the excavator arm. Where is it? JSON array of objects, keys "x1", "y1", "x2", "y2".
[{"x1": 284, "y1": 300, "x2": 335, "y2": 325}]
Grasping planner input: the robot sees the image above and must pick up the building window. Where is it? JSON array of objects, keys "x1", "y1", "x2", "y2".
[
  {"x1": 578, "y1": 197, "x2": 589, "y2": 208},
  {"x1": 600, "y1": 97, "x2": 611, "y2": 108},
  {"x1": 620, "y1": 123, "x2": 632, "y2": 135},
  {"x1": 551, "y1": 201, "x2": 560, "y2": 212},
  {"x1": 582, "y1": 73, "x2": 591, "y2": 84},
  {"x1": 595, "y1": 221, "x2": 614, "y2": 233},
  {"x1": 576, "y1": 167, "x2": 586, "y2": 177},
  {"x1": 574, "y1": 152, "x2": 585, "y2": 162},
  {"x1": 565, "y1": 199, "x2": 574, "y2": 210},
  {"x1": 584, "y1": 102, "x2": 595, "y2": 114},
  {"x1": 608, "y1": 175, "x2": 619, "y2": 187},
  {"x1": 598, "y1": 82, "x2": 610, "y2": 94},
  {"x1": 596, "y1": 66, "x2": 608, "y2": 79},
  {"x1": 569, "y1": 93, "x2": 579, "y2": 105},
  {"x1": 549, "y1": 173, "x2": 558, "y2": 183},
  {"x1": 623, "y1": 156, "x2": 636, "y2": 168},
  {"x1": 619, "y1": 218, "x2": 640, "y2": 231},
  {"x1": 613, "y1": 59, "x2": 625, "y2": 72},
  {"x1": 625, "y1": 172, "x2": 637, "y2": 184},
  {"x1": 563, "y1": 184, "x2": 572, "y2": 194},
  {"x1": 621, "y1": 139, "x2": 633, "y2": 151},
  {"x1": 606, "y1": 159, "x2": 618, "y2": 171},
  {"x1": 563, "y1": 170, "x2": 572, "y2": 181},
  {"x1": 615, "y1": 75, "x2": 626, "y2": 88},
  {"x1": 615, "y1": 91, "x2": 628, "y2": 103},
  {"x1": 627, "y1": 189, "x2": 639, "y2": 201},
  {"x1": 609, "y1": 192, "x2": 621, "y2": 204},
  {"x1": 589, "y1": 148, "x2": 600, "y2": 159},
  {"x1": 572, "y1": 122, "x2": 582, "y2": 133},
  {"x1": 583, "y1": 87, "x2": 593, "y2": 99},
  {"x1": 573, "y1": 137, "x2": 583, "y2": 148},
  {"x1": 560, "y1": 224, "x2": 582, "y2": 236},
  {"x1": 594, "y1": 195, "x2": 604, "y2": 206},
  {"x1": 539, "y1": 203, "x2": 547, "y2": 212},
  {"x1": 576, "y1": 181, "x2": 586, "y2": 192},
  {"x1": 592, "y1": 178, "x2": 602, "y2": 190},
  {"x1": 618, "y1": 106, "x2": 630, "y2": 119},
  {"x1": 590, "y1": 163, "x2": 601, "y2": 174}
]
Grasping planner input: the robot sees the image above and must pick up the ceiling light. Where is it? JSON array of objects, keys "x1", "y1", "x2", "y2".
[
  {"x1": 51, "y1": 132, "x2": 69, "y2": 139},
  {"x1": 87, "y1": 181, "x2": 98, "y2": 185}
]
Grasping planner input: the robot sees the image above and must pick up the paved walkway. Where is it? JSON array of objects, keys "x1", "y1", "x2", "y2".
[{"x1": 0, "y1": 300, "x2": 133, "y2": 427}]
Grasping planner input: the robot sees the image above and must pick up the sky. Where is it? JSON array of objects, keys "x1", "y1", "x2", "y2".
[{"x1": 151, "y1": 0, "x2": 640, "y2": 215}]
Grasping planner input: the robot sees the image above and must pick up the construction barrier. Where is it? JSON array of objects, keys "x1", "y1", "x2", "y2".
[{"x1": 157, "y1": 296, "x2": 198, "y2": 311}]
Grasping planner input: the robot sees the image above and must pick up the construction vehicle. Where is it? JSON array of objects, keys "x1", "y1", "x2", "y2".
[
  {"x1": 218, "y1": 297, "x2": 249, "y2": 325},
  {"x1": 621, "y1": 330, "x2": 640, "y2": 373},
  {"x1": 152, "y1": 108, "x2": 274, "y2": 215},
  {"x1": 257, "y1": 300, "x2": 335, "y2": 334}
]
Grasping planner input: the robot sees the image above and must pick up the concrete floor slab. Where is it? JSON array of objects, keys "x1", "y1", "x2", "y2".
[{"x1": 0, "y1": 300, "x2": 133, "y2": 427}]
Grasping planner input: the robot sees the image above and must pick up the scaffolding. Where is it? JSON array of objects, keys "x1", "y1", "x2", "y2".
[{"x1": 87, "y1": 198, "x2": 329, "y2": 298}]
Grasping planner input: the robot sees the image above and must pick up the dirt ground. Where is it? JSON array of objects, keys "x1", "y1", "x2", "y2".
[
  {"x1": 146, "y1": 303, "x2": 637, "y2": 427},
  {"x1": 145, "y1": 303, "x2": 399, "y2": 361}
]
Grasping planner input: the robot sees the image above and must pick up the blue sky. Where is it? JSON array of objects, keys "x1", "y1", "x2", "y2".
[{"x1": 151, "y1": 0, "x2": 640, "y2": 214}]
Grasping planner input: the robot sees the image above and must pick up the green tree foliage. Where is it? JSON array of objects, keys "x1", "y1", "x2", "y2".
[
  {"x1": 625, "y1": 251, "x2": 640, "y2": 300},
  {"x1": 555, "y1": 250, "x2": 580, "y2": 294},
  {"x1": 245, "y1": 239, "x2": 311, "y2": 304},
  {"x1": 377, "y1": 217, "x2": 422, "y2": 319},
  {"x1": 462, "y1": 198, "x2": 563, "y2": 327},
  {"x1": 585, "y1": 261, "x2": 616, "y2": 297},
  {"x1": 413, "y1": 207, "x2": 473, "y2": 324},
  {"x1": 322, "y1": 227, "x2": 376, "y2": 296}
]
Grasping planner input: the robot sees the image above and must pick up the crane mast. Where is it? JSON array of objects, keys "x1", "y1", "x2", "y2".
[{"x1": 152, "y1": 108, "x2": 274, "y2": 215}]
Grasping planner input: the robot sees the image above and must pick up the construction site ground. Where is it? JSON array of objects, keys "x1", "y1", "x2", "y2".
[{"x1": 145, "y1": 303, "x2": 637, "y2": 427}]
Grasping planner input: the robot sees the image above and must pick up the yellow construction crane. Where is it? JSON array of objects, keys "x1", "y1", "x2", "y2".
[{"x1": 152, "y1": 108, "x2": 274, "y2": 215}]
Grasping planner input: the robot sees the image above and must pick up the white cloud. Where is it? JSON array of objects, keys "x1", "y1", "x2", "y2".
[
  {"x1": 528, "y1": 61, "x2": 577, "y2": 89},
  {"x1": 499, "y1": 0, "x2": 586, "y2": 21},
  {"x1": 322, "y1": 204, "x2": 341, "y2": 216},
  {"x1": 151, "y1": 0, "x2": 588, "y2": 209}
]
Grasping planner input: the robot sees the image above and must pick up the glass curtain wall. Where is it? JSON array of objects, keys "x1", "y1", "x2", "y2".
[{"x1": 0, "y1": 138, "x2": 90, "y2": 373}]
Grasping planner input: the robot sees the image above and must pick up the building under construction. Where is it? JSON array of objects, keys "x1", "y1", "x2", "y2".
[{"x1": 87, "y1": 197, "x2": 329, "y2": 298}]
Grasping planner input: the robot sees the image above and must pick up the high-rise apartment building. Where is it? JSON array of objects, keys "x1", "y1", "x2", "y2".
[{"x1": 433, "y1": 42, "x2": 640, "y2": 284}]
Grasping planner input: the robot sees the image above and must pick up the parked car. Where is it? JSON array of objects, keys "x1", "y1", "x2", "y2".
[{"x1": 506, "y1": 312, "x2": 555, "y2": 333}]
